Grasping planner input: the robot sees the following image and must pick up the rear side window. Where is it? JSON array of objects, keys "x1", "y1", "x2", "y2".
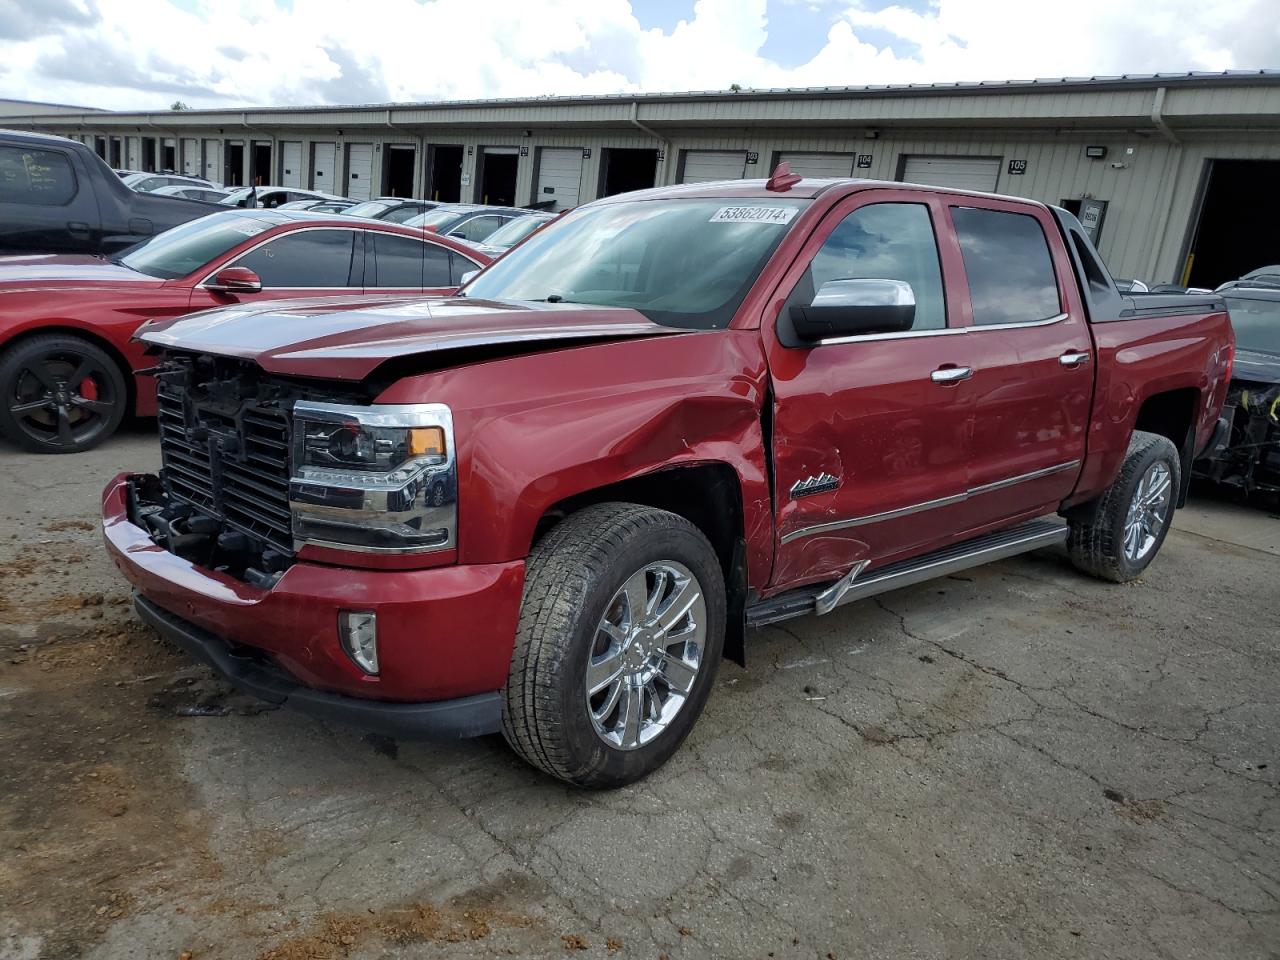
[
  {"x1": 0, "y1": 146, "x2": 76, "y2": 205},
  {"x1": 370, "y1": 232, "x2": 452, "y2": 288},
  {"x1": 235, "y1": 230, "x2": 357, "y2": 287},
  {"x1": 952, "y1": 207, "x2": 1061, "y2": 325},
  {"x1": 452, "y1": 215, "x2": 505, "y2": 243}
]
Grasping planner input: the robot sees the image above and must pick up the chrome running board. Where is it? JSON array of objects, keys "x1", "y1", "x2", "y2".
[{"x1": 746, "y1": 518, "x2": 1068, "y2": 628}]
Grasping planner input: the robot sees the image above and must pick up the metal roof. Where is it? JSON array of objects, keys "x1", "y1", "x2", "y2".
[{"x1": 11, "y1": 70, "x2": 1280, "y2": 120}]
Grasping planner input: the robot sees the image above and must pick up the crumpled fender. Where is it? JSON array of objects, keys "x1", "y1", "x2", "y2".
[{"x1": 375, "y1": 329, "x2": 776, "y2": 589}]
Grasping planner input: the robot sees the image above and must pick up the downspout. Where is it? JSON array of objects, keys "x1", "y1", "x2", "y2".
[
  {"x1": 629, "y1": 101, "x2": 669, "y2": 183},
  {"x1": 1145, "y1": 86, "x2": 1185, "y2": 281}
]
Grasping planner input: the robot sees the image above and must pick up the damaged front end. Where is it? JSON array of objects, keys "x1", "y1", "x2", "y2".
[
  {"x1": 130, "y1": 352, "x2": 373, "y2": 587},
  {"x1": 1194, "y1": 378, "x2": 1280, "y2": 496}
]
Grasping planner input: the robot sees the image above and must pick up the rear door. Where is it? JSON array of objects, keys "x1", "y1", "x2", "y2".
[
  {"x1": 364, "y1": 231, "x2": 460, "y2": 295},
  {"x1": 0, "y1": 141, "x2": 101, "y2": 254},
  {"x1": 944, "y1": 199, "x2": 1092, "y2": 528},
  {"x1": 766, "y1": 190, "x2": 976, "y2": 589}
]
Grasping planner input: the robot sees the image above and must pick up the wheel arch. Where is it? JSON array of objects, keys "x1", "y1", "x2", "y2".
[{"x1": 1132, "y1": 386, "x2": 1201, "y2": 507}]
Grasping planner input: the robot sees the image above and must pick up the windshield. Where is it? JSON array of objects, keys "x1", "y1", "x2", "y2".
[
  {"x1": 406, "y1": 207, "x2": 472, "y2": 230},
  {"x1": 463, "y1": 198, "x2": 808, "y2": 329},
  {"x1": 482, "y1": 215, "x2": 551, "y2": 249},
  {"x1": 119, "y1": 212, "x2": 275, "y2": 279},
  {"x1": 344, "y1": 200, "x2": 395, "y2": 218},
  {"x1": 1225, "y1": 296, "x2": 1280, "y2": 355}
]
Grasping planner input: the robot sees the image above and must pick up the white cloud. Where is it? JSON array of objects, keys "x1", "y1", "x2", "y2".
[{"x1": 0, "y1": 0, "x2": 1275, "y2": 111}]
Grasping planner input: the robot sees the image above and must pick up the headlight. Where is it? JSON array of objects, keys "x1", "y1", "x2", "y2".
[{"x1": 288, "y1": 402, "x2": 456, "y2": 554}]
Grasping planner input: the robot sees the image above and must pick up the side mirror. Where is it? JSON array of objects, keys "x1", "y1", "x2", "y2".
[
  {"x1": 790, "y1": 279, "x2": 915, "y2": 341},
  {"x1": 459, "y1": 269, "x2": 479, "y2": 285},
  {"x1": 206, "y1": 266, "x2": 263, "y2": 294},
  {"x1": 447, "y1": 230, "x2": 467, "y2": 239}
]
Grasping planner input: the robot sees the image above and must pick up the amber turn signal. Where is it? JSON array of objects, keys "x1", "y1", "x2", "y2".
[{"x1": 408, "y1": 426, "x2": 446, "y2": 457}]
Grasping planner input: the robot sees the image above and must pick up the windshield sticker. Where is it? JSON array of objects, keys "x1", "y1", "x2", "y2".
[{"x1": 710, "y1": 206, "x2": 799, "y2": 225}]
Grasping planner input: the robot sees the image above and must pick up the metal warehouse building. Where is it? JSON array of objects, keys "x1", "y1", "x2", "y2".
[{"x1": 9, "y1": 71, "x2": 1280, "y2": 288}]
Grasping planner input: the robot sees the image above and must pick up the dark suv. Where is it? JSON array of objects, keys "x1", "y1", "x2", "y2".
[{"x1": 0, "y1": 129, "x2": 212, "y2": 256}]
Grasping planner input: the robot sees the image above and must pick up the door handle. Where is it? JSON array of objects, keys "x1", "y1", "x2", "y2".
[
  {"x1": 930, "y1": 365, "x2": 973, "y2": 384},
  {"x1": 66, "y1": 221, "x2": 90, "y2": 237},
  {"x1": 1059, "y1": 350, "x2": 1091, "y2": 368}
]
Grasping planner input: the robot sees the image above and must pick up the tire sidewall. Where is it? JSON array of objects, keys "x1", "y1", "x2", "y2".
[
  {"x1": 1110, "y1": 439, "x2": 1180, "y2": 579},
  {"x1": 554, "y1": 522, "x2": 726, "y2": 787},
  {"x1": 0, "y1": 336, "x2": 127, "y2": 453}
]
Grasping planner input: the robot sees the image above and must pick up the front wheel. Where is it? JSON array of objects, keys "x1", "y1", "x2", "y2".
[
  {"x1": 1067, "y1": 430, "x2": 1181, "y2": 582},
  {"x1": 502, "y1": 503, "x2": 726, "y2": 788},
  {"x1": 0, "y1": 334, "x2": 127, "y2": 453}
]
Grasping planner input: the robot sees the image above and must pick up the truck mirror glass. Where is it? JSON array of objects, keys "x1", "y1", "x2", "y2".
[{"x1": 790, "y1": 278, "x2": 916, "y2": 341}]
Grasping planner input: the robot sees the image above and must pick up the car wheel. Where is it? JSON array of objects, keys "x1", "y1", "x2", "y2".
[
  {"x1": 0, "y1": 334, "x2": 127, "y2": 454},
  {"x1": 502, "y1": 502, "x2": 726, "y2": 788},
  {"x1": 1067, "y1": 430, "x2": 1181, "y2": 582}
]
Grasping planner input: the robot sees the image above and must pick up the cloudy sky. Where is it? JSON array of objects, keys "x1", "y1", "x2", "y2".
[{"x1": 1, "y1": 0, "x2": 1277, "y2": 111}]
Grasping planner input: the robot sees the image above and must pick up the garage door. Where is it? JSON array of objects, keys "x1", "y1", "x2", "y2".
[
  {"x1": 311, "y1": 142, "x2": 337, "y2": 193},
  {"x1": 680, "y1": 150, "x2": 747, "y2": 183},
  {"x1": 900, "y1": 156, "x2": 1000, "y2": 192},
  {"x1": 202, "y1": 139, "x2": 222, "y2": 185},
  {"x1": 280, "y1": 142, "x2": 302, "y2": 188},
  {"x1": 777, "y1": 153, "x2": 856, "y2": 179},
  {"x1": 346, "y1": 143, "x2": 374, "y2": 199},
  {"x1": 535, "y1": 148, "x2": 583, "y2": 210},
  {"x1": 181, "y1": 139, "x2": 199, "y2": 177}
]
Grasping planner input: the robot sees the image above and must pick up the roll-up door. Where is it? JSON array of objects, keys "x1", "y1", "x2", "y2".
[
  {"x1": 280, "y1": 142, "x2": 303, "y2": 188},
  {"x1": 311, "y1": 142, "x2": 337, "y2": 193},
  {"x1": 202, "y1": 139, "x2": 222, "y2": 184},
  {"x1": 679, "y1": 150, "x2": 747, "y2": 183},
  {"x1": 900, "y1": 156, "x2": 1001, "y2": 192},
  {"x1": 534, "y1": 148, "x2": 583, "y2": 210},
  {"x1": 777, "y1": 153, "x2": 856, "y2": 179},
  {"x1": 346, "y1": 143, "x2": 374, "y2": 199},
  {"x1": 181, "y1": 139, "x2": 199, "y2": 177}
]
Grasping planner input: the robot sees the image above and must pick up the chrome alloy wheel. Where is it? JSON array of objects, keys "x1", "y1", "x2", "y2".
[
  {"x1": 585, "y1": 561, "x2": 707, "y2": 750},
  {"x1": 1124, "y1": 460, "x2": 1173, "y2": 562}
]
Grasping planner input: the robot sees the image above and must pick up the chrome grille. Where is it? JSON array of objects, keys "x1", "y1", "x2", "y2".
[{"x1": 157, "y1": 384, "x2": 293, "y2": 553}]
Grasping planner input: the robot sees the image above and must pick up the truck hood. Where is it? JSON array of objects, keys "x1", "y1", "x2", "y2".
[
  {"x1": 0, "y1": 254, "x2": 157, "y2": 287},
  {"x1": 136, "y1": 295, "x2": 688, "y2": 379}
]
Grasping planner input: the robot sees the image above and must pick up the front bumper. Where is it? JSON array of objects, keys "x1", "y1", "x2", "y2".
[{"x1": 103, "y1": 473, "x2": 525, "y2": 738}]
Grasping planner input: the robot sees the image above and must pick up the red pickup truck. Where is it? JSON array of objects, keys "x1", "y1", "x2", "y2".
[{"x1": 103, "y1": 171, "x2": 1234, "y2": 788}]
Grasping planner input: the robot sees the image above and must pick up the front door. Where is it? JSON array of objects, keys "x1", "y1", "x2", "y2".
[
  {"x1": 943, "y1": 199, "x2": 1092, "y2": 529},
  {"x1": 765, "y1": 191, "x2": 976, "y2": 590}
]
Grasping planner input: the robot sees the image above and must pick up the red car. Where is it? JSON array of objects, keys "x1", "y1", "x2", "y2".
[
  {"x1": 105, "y1": 173, "x2": 1232, "y2": 787},
  {"x1": 0, "y1": 209, "x2": 490, "y2": 453}
]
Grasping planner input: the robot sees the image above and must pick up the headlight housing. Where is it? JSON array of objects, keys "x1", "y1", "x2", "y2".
[{"x1": 288, "y1": 401, "x2": 456, "y2": 554}]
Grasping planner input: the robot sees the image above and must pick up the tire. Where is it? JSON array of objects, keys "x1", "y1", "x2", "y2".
[
  {"x1": 1067, "y1": 430, "x2": 1181, "y2": 582},
  {"x1": 0, "y1": 334, "x2": 127, "y2": 453},
  {"x1": 502, "y1": 503, "x2": 726, "y2": 788}
]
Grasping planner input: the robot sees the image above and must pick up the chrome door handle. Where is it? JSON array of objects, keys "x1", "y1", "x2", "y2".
[
  {"x1": 931, "y1": 366, "x2": 973, "y2": 384},
  {"x1": 1059, "y1": 351, "x2": 1091, "y2": 367}
]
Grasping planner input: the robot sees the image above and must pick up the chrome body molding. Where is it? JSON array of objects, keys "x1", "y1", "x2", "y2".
[
  {"x1": 781, "y1": 459, "x2": 1081, "y2": 545},
  {"x1": 815, "y1": 312, "x2": 1070, "y2": 347}
]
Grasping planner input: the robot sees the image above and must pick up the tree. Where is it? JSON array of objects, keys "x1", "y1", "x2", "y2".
[
  {"x1": 729, "y1": 83, "x2": 743, "y2": 93},
  {"x1": 170, "y1": 100, "x2": 190, "y2": 111}
]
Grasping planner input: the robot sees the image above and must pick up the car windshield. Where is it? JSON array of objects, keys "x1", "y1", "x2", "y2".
[
  {"x1": 406, "y1": 207, "x2": 472, "y2": 230},
  {"x1": 344, "y1": 200, "x2": 395, "y2": 218},
  {"x1": 119, "y1": 212, "x2": 275, "y2": 280},
  {"x1": 1225, "y1": 296, "x2": 1280, "y2": 355},
  {"x1": 482, "y1": 215, "x2": 551, "y2": 249},
  {"x1": 463, "y1": 198, "x2": 809, "y2": 329}
]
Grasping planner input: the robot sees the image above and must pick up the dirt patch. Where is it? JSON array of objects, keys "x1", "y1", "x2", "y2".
[{"x1": 257, "y1": 900, "x2": 542, "y2": 960}]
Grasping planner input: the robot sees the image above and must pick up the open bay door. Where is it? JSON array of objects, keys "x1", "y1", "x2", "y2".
[
  {"x1": 900, "y1": 156, "x2": 1001, "y2": 192},
  {"x1": 534, "y1": 148, "x2": 583, "y2": 210}
]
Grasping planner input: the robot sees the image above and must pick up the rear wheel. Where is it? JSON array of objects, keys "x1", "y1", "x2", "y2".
[
  {"x1": 502, "y1": 503, "x2": 726, "y2": 788},
  {"x1": 0, "y1": 334, "x2": 127, "y2": 453},
  {"x1": 1067, "y1": 430, "x2": 1180, "y2": 582}
]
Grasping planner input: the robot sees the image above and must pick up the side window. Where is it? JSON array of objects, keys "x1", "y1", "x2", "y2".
[
  {"x1": 951, "y1": 207, "x2": 1062, "y2": 326},
  {"x1": 235, "y1": 230, "x2": 357, "y2": 287},
  {"x1": 382, "y1": 205, "x2": 421, "y2": 224},
  {"x1": 453, "y1": 215, "x2": 502, "y2": 243},
  {"x1": 449, "y1": 252, "x2": 481, "y2": 286},
  {"x1": 797, "y1": 202, "x2": 947, "y2": 331},
  {"x1": 370, "y1": 232, "x2": 452, "y2": 288},
  {"x1": 0, "y1": 146, "x2": 77, "y2": 205}
]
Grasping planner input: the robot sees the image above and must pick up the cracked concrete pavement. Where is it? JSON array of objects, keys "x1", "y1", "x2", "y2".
[{"x1": 0, "y1": 426, "x2": 1276, "y2": 960}]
